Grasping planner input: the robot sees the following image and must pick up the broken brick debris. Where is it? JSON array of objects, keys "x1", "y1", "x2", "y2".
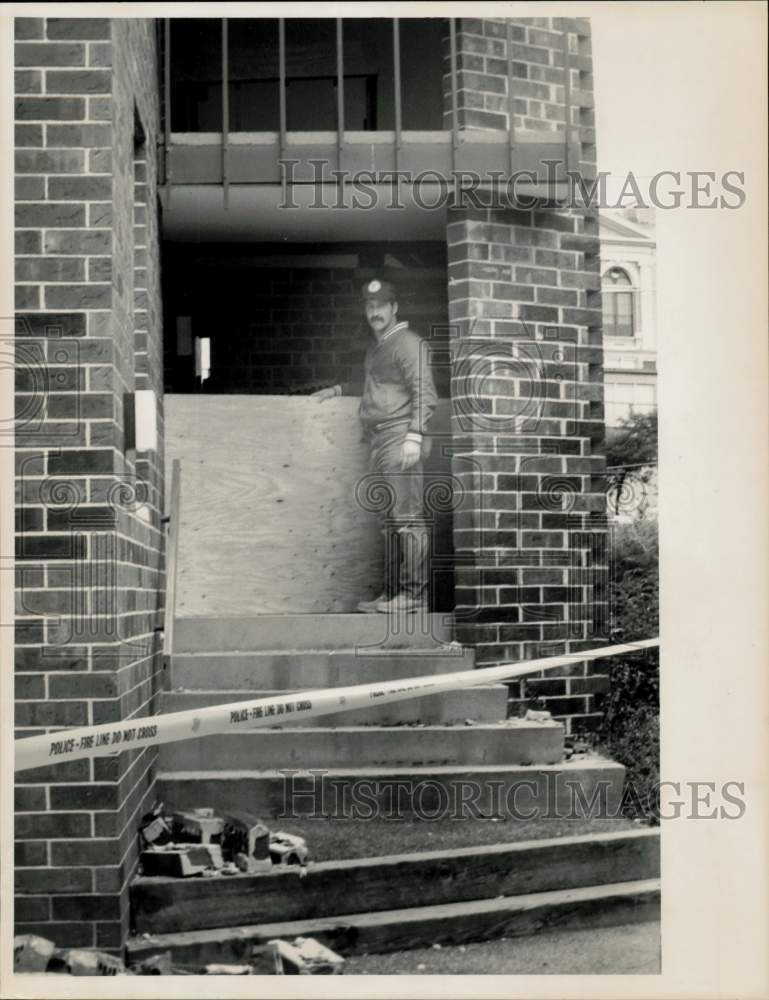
[
  {"x1": 139, "y1": 801, "x2": 173, "y2": 847},
  {"x1": 14, "y1": 937, "x2": 128, "y2": 977},
  {"x1": 269, "y1": 830, "x2": 309, "y2": 867},
  {"x1": 14, "y1": 934, "x2": 55, "y2": 973},
  {"x1": 170, "y1": 808, "x2": 225, "y2": 844},
  {"x1": 138, "y1": 805, "x2": 310, "y2": 877},
  {"x1": 269, "y1": 937, "x2": 345, "y2": 975},
  {"x1": 131, "y1": 950, "x2": 173, "y2": 975},
  {"x1": 140, "y1": 843, "x2": 224, "y2": 878},
  {"x1": 61, "y1": 949, "x2": 125, "y2": 976},
  {"x1": 204, "y1": 964, "x2": 253, "y2": 975},
  {"x1": 221, "y1": 811, "x2": 271, "y2": 869}
]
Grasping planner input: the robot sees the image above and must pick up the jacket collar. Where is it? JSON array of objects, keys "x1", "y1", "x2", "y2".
[{"x1": 376, "y1": 320, "x2": 409, "y2": 344}]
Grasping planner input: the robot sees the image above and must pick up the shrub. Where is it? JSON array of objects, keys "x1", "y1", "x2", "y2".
[{"x1": 599, "y1": 519, "x2": 660, "y2": 822}]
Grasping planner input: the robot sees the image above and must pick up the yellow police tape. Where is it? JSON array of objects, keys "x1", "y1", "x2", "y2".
[{"x1": 14, "y1": 638, "x2": 659, "y2": 772}]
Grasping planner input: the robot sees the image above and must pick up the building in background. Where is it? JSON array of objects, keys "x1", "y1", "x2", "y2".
[{"x1": 599, "y1": 208, "x2": 657, "y2": 427}]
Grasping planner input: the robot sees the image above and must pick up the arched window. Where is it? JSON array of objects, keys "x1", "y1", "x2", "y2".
[{"x1": 602, "y1": 266, "x2": 636, "y2": 338}]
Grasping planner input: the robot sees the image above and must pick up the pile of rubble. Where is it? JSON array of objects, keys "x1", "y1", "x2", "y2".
[
  {"x1": 138, "y1": 803, "x2": 309, "y2": 877},
  {"x1": 15, "y1": 933, "x2": 344, "y2": 976},
  {"x1": 15, "y1": 804, "x2": 345, "y2": 975}
]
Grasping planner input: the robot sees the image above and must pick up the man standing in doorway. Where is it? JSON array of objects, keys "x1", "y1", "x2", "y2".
[{"x1": 313, "y1": 278, "x2": 437, "y2": 613}]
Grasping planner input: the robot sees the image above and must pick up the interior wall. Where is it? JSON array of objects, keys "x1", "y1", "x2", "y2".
[{"x1": 162, "y1": 242, "x2": 451, "y2": 397}]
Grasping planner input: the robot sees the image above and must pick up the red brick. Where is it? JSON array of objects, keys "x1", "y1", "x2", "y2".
[
  {"x1": 44, "y1": 284, "x2": 112, "y2": 309},
  {"x1": 15, "y1": 202, "x2": 86, "y2": 228},
  {"x1": 16, "y1": 147, "x2": 85, "y2": 172},
  {"x1": 15, "y1": 700, "x2": 88, "y2": 727},
  {"x1": 14, "y1": 785, "x2": 47, "y2": 811},
  {"x1": 14, "y1": 921, "x2": 94, "y2": 948},
  {"x1": 46, "y1": 69, "x2": 111, "y2": 94},
  {"x1": 15, "y1": 42, "x2": 85, "y2": 66},
  {"x1": 50, "y1": 784, "x2": 119, "y2": 811},
  {"x1": 15, "y1": 18, "x2": 45, "y2": 40},
  {"x1": 15, "y1": 896, "x2": 51, "y2": 922},
  {"x1": 15, "y1": 176, "x2": 45, "y2": 199},
  {"x1": 16, "y1": 257, "x2": 86, "y2": 282},
  {"x1": 46, "y1": 122, "x2": 111, "y2": 146},
  {"x1": 95, "y1": 920, "x2": 126, "y2": 950},
  {"x1": 48, "y1": 175, "x2": 111, "y2": 200},
  {"x1": 15, "y1": 841, "x2": 48, "y2": 866},
  {"x1": 15, "y1": 123, "x2": 43, "y2": 146},
  {"x1": 15, "y1": 867, "x2": 93, "y2": 893},
  {"x1": 47, "y1": 18, "x2": 111, "y2": 40},
  {"x1": 14, "y1": 96, "x2": 86, "y2": 120},
  {"x1": 52, "y1": 894, "x2": 122, "y2": 921},
  {"x1": 50, "y1": 840, "x2": 122, "y2": 867},
  {"x1": 15, "y1": 69, "x2": 42, "y2": 94}
]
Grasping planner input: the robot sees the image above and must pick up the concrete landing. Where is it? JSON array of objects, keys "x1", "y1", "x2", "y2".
[
  {"x1": 174, "y1": 613, "x2": 455, "y2": 652},
  {"x1": 170, "y1": 646, "x2": 474, "y2": 691},
  {"x1": 156, "y1": 758, "x2": 626, "y2": 819}
]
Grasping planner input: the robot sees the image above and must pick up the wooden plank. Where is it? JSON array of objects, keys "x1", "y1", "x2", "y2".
[
  {"x1": 249, "y1": 879, "x2": 661, "y2": 956},
  {"x1": 165, "y1": 396, "x2": 452, "y2": 615},
  {"x1": 131, "y1": 830, "x2": 659, "y2": 934},
  {"x1": 162, "y1": 458, "x2": 181, "y2": 666},
  {"x1": 127, "y1": 878, "x2": 660, "y2": 964}
]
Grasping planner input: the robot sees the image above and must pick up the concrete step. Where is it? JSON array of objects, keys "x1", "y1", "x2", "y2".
[
  {"x1": 156, "y1": 757, "x2": 623, "y2": 820},
  {"x1": 170, "y1": 646, "x2": 474, "y2": 691},
  {"x1": 157, "y1": 721, "x2": 564, "y2": 773},
  {"x1": 127, "y1": 878, "x2": 660, "y2": 963},
  {"x1": 161, "y1": 685, "x2": 509, "y2": 727},
  {"x1": 174, "y1": 613, "x2": 454, "y2": 653},
  {"x1": 131, "y1": 829, "x2": 660, "y2": 935}
]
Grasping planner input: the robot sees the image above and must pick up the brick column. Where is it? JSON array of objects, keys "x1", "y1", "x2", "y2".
[
  {"x1": 447, "y1": 206, "x2": 608, "y2": 735},
  {"x1": 443, "y1": 17, "x2": 608, "y2": 735},
  {"x1": 14, "y1": 17, "x2": 164, "y2": 953}
]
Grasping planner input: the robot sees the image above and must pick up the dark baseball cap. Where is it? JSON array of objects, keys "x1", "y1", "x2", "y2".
[{"x1": 361, "y1": 278, "x2": 396, "y2": 303}]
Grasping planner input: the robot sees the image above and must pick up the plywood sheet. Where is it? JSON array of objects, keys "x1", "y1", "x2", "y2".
[{"x1": 165, "y1": 396, "x2": 452, "y2": 616}]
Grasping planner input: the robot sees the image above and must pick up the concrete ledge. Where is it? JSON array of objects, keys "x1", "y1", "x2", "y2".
[
  {"x1": 161, "y1": 685, "x2": 508, "y2": 726},
  {"x1": 157, "y1": 721, "x2": 564, "y2": 772},
  {"x1": 157, "y1": 757, "x2": 624, "y2": 819}
]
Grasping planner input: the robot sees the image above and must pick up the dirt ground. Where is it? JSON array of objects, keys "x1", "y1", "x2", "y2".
[{"x1": 344, "y1": 920, "x2": 661, "y2": 975}]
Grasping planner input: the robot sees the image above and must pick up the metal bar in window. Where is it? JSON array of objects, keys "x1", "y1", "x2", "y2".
[
  {"x1": 449, "y1": 19, "x2": 459, "y2": 175},
  {"x1": 561, "y1": 28, "x2": 571, "y2": 178},
  {"x1": 278, "y1": 19, "x2": 287, "y2": 164},
  {"x1": 222, "y1": 18, "x2": 230, "y2": 208},
  {"x1": 163, "y1": 18, "x2": 172, "y2": 201},
  {"x1": 336, "y1": 19, "x2": 344, "y2": 176},
  {"x1": 506, "y1": 21, "x2": 516, "y2": 177},
  {"x1": 393, "y1": 19, "x2": 402, "y2": 173}
]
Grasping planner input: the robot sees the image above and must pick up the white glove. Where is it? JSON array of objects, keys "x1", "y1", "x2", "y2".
[
  {"x1": 400, "y1": 436, "x2": 422, "y2": 470},
  {"x1": 312, "y1": 385, "x2": 341, "y2": 403}
]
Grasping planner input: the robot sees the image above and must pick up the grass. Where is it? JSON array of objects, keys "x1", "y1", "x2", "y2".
[{"x1": 269, "y1": 814, "x2": 641, "y2": 862}]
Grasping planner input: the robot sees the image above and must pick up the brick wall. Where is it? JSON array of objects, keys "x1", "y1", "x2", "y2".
[
  {"x1": 445, "y1": 17, "x2": 593, "y2": 134},
  {"x1": 444, "y1": 17, "x2": 608, "y2": 735},
  {"x1": 14, "y1": 16, "x2": 164, "y2": 952},
  {"x1": 163, "y1": 245, "x2": 450, "y2": 396}
]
